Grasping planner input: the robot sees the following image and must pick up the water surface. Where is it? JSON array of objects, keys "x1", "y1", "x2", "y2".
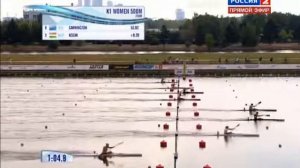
[{"x1": 1, "y1": 77, "x2": 300, "y2": 168}]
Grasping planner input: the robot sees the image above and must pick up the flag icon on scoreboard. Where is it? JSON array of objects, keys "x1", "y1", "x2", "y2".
[
  {"x1": 49, "y1": 25, "x2": 57, "y2": 31},
  {"x1": 49, "y1": 32, "x2": 57, "y2": 38}
]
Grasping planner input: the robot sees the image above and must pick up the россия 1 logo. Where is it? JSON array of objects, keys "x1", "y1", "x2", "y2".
[{"x1": 228, "y1": 0, "x2": 271, "y2": 14}]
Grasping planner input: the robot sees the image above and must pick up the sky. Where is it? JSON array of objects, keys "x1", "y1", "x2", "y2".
[{"x1": 1, "y1": 0, "x2": 300, "y2": 20}]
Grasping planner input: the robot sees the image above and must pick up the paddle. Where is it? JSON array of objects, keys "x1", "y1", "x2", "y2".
[
  {"x1": 233, "y1": 123, "x2": 240, "y2": 130},
  {"x1": 112, "y1": 142, "x2": 124, "y2": 148},
  {"x1": 253, "y1": 101, "x2": 262, "y2": 107}
]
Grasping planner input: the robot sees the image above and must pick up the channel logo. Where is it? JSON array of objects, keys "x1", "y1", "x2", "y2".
[
  {"x1": 228, "y1": 0, "x2": 260, "y2": 6},
  {"x1": 261, "y1": 0, "x2": 271, "y2": 5}
]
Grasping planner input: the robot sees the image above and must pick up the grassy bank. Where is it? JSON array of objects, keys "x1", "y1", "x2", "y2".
[
  {"x1": 1, "y1": 53, "x2": 300, "y2": 65},
  {"x1": 1, "y1": 43, "x2": 300, "y2": 53}
]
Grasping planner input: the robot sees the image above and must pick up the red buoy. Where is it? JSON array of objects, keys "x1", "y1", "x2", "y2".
[
  {"x1": 169, "y1": 95, "x2": 173, "y2": 99},
  {"x1": 166, "y1": 111, "x2": 171, "y2": 116},
  {"x1": 167, "y1": 102, "x2": 172, "y2": 106},
  {"x1": 156, "y1": 164, "x2": 164, "y2": 168},
  {"x1": 191, "y1": 89, "x2": 194, "y2": 92},
  {"x1": 191, "y1": 95, "x2": 196, "y2": 99},
  {"x1": 196, "y1": 124, "x2": 202, "y2": 130},
  {"x1": 189, "y1": 79, "x2": 192, "y2": 82},
  {"x1": 194, "y1": 111, "x2": 200, "y2": 117},
  {"x1": 189, "y1": 84, "x2": 193, "y2": 87},
  {"x1": 172, "y1": 79, "x2": 175, "y2": 83},
  {"x1": 171, "y1": 83, "x2": 175, "y2": 87},
  {"x1": 193, "y1": 102, "x2": 197, "y2": 107},
  {"x1": 160, "y1": 140, "x2": 167, "y2": 148},
  {"x1": 170, "y1": 88, "x2": 174, "y2": 92},
  {"x1": 199, "y1": 140, "x2": 206, "y2": 148},
  {"x1": 203, "y1": 164, "x2": 212, "y2": 168},
  {"x1": 163, "y1": 123, "x2": 169, "y2": 130}
]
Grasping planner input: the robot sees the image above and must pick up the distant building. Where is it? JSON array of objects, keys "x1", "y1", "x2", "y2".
[
  {"x1": 23, "y1": 10, "x2": 41, "y2": 21},
  {"x1": 115, "y1": 3, "x2": 123, "y2": 7},
  {"x1": 107, "y1": 0, "x2": 113, "y2": 7},
  {"x1": 84, "y1": 0, "x2": 91, "y2": 6},
  {"x1": 176, "y1": 9, "x2": 185, "y2": 20},
  {"x1": 78, "y1": 0, "x2": 83, "y2": 6},
  {"x1": 92, "y1": 0, "x2": 102, "y2": 6}
]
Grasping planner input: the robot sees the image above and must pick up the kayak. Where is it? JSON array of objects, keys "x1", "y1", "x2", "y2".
[{"x1": 73, "y1": 153, "x2": 142, "y2": 157}]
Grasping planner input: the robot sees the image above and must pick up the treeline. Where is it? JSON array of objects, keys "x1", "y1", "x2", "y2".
[{"x1": 1, "y1": 12, "x2": 300, "y2": 48}]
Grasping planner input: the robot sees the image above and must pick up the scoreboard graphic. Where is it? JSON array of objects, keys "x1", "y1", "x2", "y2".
[
  {"x1": 228, "y1": 0, "x2": 271, "y2": 14},
  {"x1": 25, "y1": 5, "x2": 145, "y2": 40}
]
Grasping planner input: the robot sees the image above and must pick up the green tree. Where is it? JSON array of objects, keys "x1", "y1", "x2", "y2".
[
  {"x1": 18, "y1": 21, "x2": 31, "y2": 44},
  {"x1": 278, "y1": 29, "x2": 293, "y2": 42},
  {"x1": 263, "y1": 19, "x2": 279, "y2": 43},
  {"x1": 241, "y1": 24, "x2": 258, "y2": 47},
  {"x1": 145, "y1": 31, "x2": 160, "y2": 45},
  {"x1": 47, "y1": 41, "x2": 59, "y2": 50},
  {"x1": 6, "y1": 19, "x2": 18, "y2": 44},
  {"x1": 205, "y1": 33, "x2": 215, "y2": 51},
  {"x1": 179, "y1": 20, "x2": 194, "y2": 44},
  {"x1": 294, "y1": 26, "x2": 300, "y2": 43},
  {"x1": 160, "y1": 25, "x2": 169, "y2": 44},
  {"x1": 31, "y1": 21, "x2": 42, "y2": 43},
  {"x1": 225, "y1": 20, "x2": 240, "y2": 44}
]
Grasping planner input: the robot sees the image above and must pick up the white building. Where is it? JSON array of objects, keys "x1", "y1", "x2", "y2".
[
  {"x1": 175, "y1": 9, "x2": 185, "y2": 20},
  {"x1": 107, "y1": 0, "x2": 113, "y2": 7},
  {"x1": 92, "y1": 0, "x2": 102, "y2": 6},
  {"x1": 23, "y1": 10, "x2": 41, "y2": 21},
  {"x1": 78, "y1": 0, "x2": 83, "y2": 6},
  {"x1": 84, "y1": 0, "x2": 91, "y2": 6}
]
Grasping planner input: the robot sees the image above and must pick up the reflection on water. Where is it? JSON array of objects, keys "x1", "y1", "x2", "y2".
[{"x1": 1, "y1": 77, "x2": 300, "y2": 168}]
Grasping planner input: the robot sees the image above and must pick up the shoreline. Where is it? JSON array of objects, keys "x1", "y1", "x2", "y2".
[{"x1": 2, "y1": 70, "x2": 299, "y2": 78}]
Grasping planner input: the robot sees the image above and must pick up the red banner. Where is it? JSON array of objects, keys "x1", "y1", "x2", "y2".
[{"x1": 228, "y1": 7, "x2": 271, "y2": 14}]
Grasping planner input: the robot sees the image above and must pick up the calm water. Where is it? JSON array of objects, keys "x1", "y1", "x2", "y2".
[{"x1": 1, "y1": 77, "x2": 300, "y2": 168}]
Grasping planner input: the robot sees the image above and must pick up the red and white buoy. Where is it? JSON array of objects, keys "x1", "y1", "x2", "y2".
[
  {"x1": 156, "y1": 164, "x2": 164, "y2": 168},
  {"x1": 199, "y1": 140, "x2": 206, "y2": 148},
  {"x1": 203, "y1": 164, "x2": 212, "y2": 168},
  {"x1": 196, "y1": 124, "x2": 202, "y2": 130},
  {"x1": 163, "y1": 123, "x2": 169, "y2": 130},
  {"x1": 194, "y1": 111, "x2": 200, "y2": 117},
  {"x1": 166, "y1": 111, "x2": 171, "y2": 116},
  {"x1": 160, "y1": 140, "x2": 167, "y2": 148}
]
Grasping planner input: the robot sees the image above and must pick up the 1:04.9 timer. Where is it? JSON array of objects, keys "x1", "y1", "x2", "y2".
[{"x1": 47, "y1": 154, "x2": 67, "y2": 162}]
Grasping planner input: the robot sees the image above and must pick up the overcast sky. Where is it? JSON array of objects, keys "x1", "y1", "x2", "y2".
[{"x1": 1, "y1": 0, "x2": 299, "y2": 20}]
